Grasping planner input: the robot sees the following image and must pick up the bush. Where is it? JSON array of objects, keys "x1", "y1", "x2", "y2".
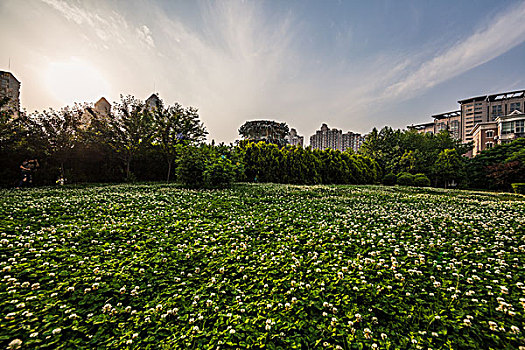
[
  {"x1": 413, "y1": 173, "x2": 431, "y2": 187},
  {"x1": 397, "y1": 172, "x2": 414, "y2": 186},
  {"x1": 382, "y1": 172, "x2": 397, "y2": 185},
  {"x1": 511, "y1": 183, "x2": 525, "y2": 194},
  {"x1": 204, "y1": 156, "x2": 236, "y2": 188},
  {"x1": 176, "y1": 147, "x2": 208, "y2": 188}
]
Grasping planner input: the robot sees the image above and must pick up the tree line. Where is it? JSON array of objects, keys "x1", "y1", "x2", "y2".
[
  {"x1": 0, "y1": 95, "x2": 207, "y2": 187},
  {"x1": 1, "y1": 95, "x2": 523, "y2": 190},
  {"x1": 359, "y1": 126, "x2": 525, "y2": 190}
]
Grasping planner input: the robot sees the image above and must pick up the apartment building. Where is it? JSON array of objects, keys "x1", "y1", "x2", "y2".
[
  {"x1": 433, "y1": 110, "x2": 461, "y2": 140},
  {"x1": 286, "y1": 128, "x2": 304, "y2": 147},
  {"x1": 412, "y1": 121, "x2": 436, "y2": 135},
  {"x1": 342, "y1": 131, "x2": 364, "y2": 153},
  {"x1": 309, "y1": 123, "x2": 364, "y2": 152},
  {"x1": 410, "y1": 89, "x2": 525, "y2": 157},
  {"x1": 0, "y1": 71, "x2": 21, "y2": 115},
  {"x1": 470, "y1": 122, "x2": 498, "y2": 157},
  {"x1": 459, "y1": 90, "x2": 525, "y2": 142},
  {"x1": 310, "y1": 124, "x2": 341, "y2": 151},
  {"x1": 470, "y1": 110, "x2": 525, "y2": 156}
]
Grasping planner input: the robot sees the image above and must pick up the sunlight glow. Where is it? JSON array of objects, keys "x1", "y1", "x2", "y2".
[{"x1": 44, "y1": 57, "x2": 110, "y2": 106}]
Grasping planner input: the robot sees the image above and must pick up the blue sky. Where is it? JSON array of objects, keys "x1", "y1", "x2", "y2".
[{"x1": 1, "y1": 0, "x2": 525, "y2": 143}]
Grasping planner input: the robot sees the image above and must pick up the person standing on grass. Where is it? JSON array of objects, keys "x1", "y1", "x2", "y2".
[{"x1": 17, "y1": 159, "x2": 39, "y2": 188}]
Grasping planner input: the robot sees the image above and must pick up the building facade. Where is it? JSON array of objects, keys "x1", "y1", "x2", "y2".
[
  {"x1": 410, "y1": 89, "x2": 525, "y2": 157},
  {"x1": 433, "y1": 110, "x2": 461, "y2": 140},
  {"x1": 0, "y1": 71, "x2": 21, "y2": 115},
  {"x1": 286, "y1": 128, "x2": 304, "y2": 147},
  {"x1": 458, "y1": 90, "x2": 525, "y2": 143},
  {"x1": 470, "y1": 122, "x2": 498, "y2": 157},
  {"x1": 497, "y1": 110, "x2": 525, "y2": 145},
  {"x1": 342, "y1": 131, "x2": 364, "y2": 153},
  {"x1": 469, "y1": 110, "x2": 524, "y2": 156},
  {"x1": 309, "y1": 123, "x2": 364, "y2": 152}
]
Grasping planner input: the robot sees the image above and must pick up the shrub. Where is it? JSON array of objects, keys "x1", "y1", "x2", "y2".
[
  {"x1": 413, "y1": 173, "x2": 431, "y2": 187},
  {"x1": 176, "y1": 147, "x2": 208, "y2": 188},
  {"x1": 397, "y1": 172, "x2": 414, "y2": 186},
  {"x1": 204, "y1": 156, "x2": 236, "y2": 188},
  {"x1": 382, "y1": 172, "x2": 397, "y2": 185},
  {"x1": 511, "y1": 183, "x2": 525, "y2": 194}
]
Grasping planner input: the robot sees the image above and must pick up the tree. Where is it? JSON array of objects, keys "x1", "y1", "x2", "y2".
[
  {"x1": 104, "y1": 95, "x2": 154, "y2": 181},
  {"x1": 27, "y1": 105, "x2": 84, "y2": 180},
  {"x1": 151, "y1": 97, "x2": 207, "y2": 182},
  {"x1": 433, "y1": 148, "x2": 464, "y2": 188},
  {"x1": 238, "y1": 120, "x2": 289, "y2": 147}
]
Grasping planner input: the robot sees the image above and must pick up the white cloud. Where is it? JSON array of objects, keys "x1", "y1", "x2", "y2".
[
  {"x1": 11, "y1": 0, "x2": 525, "y2": 142},
  {"x1": 382, "y1": 1, "x2": 525, "y2": 101}
]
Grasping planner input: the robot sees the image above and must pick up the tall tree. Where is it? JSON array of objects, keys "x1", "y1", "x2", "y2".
[
  {"x1": 151, "y1": 98, "x2": 207, "y2": 182},
  {"x1": 432, "y1": 148, "x2": 464, "y2": 188},
  {"x1": 27, "y1": 105, "x2": 84, "y2": 179},
  {"x1": 105, "y1": 95, "x2": 154, "y2": 180},
  {"x1": 238, "y1": 120, "x2": 289, "y2": 147}
]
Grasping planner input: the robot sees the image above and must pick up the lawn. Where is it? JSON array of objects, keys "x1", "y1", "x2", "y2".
[{"x1": 1, "y1": 183, "x2": 524, "y2": 349}]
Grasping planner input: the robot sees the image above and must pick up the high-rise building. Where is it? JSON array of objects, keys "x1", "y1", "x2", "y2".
[
  {"x1": 0, "y1": 71, "x2": 21, "y2": 115},
  {"x1": 342, "y1": 131, "x2": 364, "y2": 153},
  {"x1": 309, "y1": 124, "x2": 363, "y2": 152},
  {"x1": 410, "y1": 89, "x2": 525, "y2": 154},
  {"x1": 458, "y1": 90, "x2": 525, "y2": 143},
  {"x1": 471, "y1": 110, "x2": 525, "y2": 156},
  {"x1": 286, "y1": 128, "x2": 304, "y2": 147},
  {"x1": 432, "y1": 110, "x2": 462, "y2": 140}
]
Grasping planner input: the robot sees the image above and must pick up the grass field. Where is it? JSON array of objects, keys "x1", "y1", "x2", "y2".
[{"x1": 1, "y1": 183, "x2": 524, "y2": 349}]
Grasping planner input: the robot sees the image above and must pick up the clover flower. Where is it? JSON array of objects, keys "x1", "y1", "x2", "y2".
[{"x1": 7, "y1": 339, "x2": 22, "y2": 349}]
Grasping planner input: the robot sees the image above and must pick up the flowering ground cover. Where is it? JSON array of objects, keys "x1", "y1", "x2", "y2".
[{"x1": 1, "y1": 183, "x2": 524, "y2": 349}]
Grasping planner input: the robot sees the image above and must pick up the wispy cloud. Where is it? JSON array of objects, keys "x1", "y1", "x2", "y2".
[
  {"x1": 8, "y1": 0, "x2": 525, "y2": 141},
  {"x1": 382, "y1": 1, "x2": 525, "y2": 101}
]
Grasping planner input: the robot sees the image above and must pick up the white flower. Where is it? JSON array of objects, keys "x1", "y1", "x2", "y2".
[
  {"x1": 8, "y1": 339, "x2": 22, "y2": 349},
  {"x1": 52, "y1": 328, "x2": 62, "y2": 335},
  {"x1": 229, "y1": 329, "x2": 235, "y2": 334}
]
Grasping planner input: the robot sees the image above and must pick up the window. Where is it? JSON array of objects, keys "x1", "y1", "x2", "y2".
[
  {"x1": 486, "y1": 130, "x2": 494, "y2": 138},
  {"x1": 516, "y1": 120, "x2": 525, "y2": 133},
  {"x1": 486, "y1": 142, "x2": 494, "y2": 149},
  {"x1": 492, "y1": 105, "x2": 503, "y2": 118},
  {"x1": 510, "y1": 102, "x2": 521, "y2": 112},
  {"x1": 501, "y1": 122, "x2": 513, "y2": 134}
]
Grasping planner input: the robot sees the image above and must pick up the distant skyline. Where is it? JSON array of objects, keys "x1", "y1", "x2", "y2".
[{"x1": 2, "y1": 0, "x2": 525, "y2": 143}]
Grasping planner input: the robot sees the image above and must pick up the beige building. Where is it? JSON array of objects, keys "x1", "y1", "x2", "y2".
[
  {"x1": 342, "y1": 131, "x2": 364, "y2": 153},
  {"x1": 458, "y1": 90, "x2": 524, "y2": 143},
  {"x1": 470, "y1": 110, "x2": 525, "y2": 156},
  {"x1": 94, "y1": 97, "x2": 111, "y2": 117},
  {"x1": 411, "y1": 110, "x2": 461, "y2": 139},
  {"x1": 309, "y1": 123, "x2": 364, "y2": 152},
  {"x1": 433, "y1": 110, "x2": 461, "y2": 139},
  {"x1": 411, "y1": 122, "x2": 435, "y2": 135},
  {"x1": 286, "y1": 128, "x2": 304, "y2": 147},
  {"x1": 310, "y1": 124, "x2": 342, "y2": 151},
  {"x1": 0, "y1": 71, "x2": 21, "y2": 115},
  {"x1": 470, "y1": 122, "x2": 497, "y2": 157},
  {"x1": 497, "y1": 110, "x2": 525, "y2": 144}
]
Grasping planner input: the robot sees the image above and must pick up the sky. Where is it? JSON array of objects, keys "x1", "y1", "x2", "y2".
[{"x1": 1, "y1": 0, "x2": 525, "y2": 143}]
